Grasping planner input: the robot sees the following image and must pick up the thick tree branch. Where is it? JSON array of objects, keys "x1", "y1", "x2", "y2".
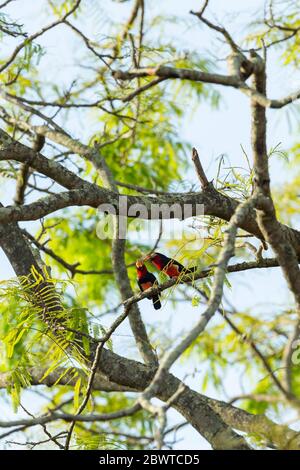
[
  {"x1": 1, "y1": 357, "x2": 300, "y2": 449},
  {"x1": 0, "y1": 128, "x2": 88, "y2": 190},
  {"x1": 113, "y1": 65, "x2": 242, "y2": 87},
  {"x1": 195, "y1": 287, "x2": 300, "y2": 405},
  {"x1": 94, "y1": 148, "x2": 158, "y2": 366},
  {"x1": 3, "y1": 125, "x2": 300, "y2": 264},
  {"x1": 0, "y1": 218, "x2": 296, "y2": 450},
  {"x1": 1, "y1": 2, "x2": 300, "y2": 451},
  {"x1": 250, "y1": 53, "x2": 300, "y2": 308},
  {"x1": 0, "y1": 211, "x2": 249, "y2": 450},
  {"x1": 190, "y1": 3, "x2": 245, "y2": 56},
  {"x1": 13, "y1": 134, "x2": 45, "y2": 206},
  {"x1": 0, "y1": 367, "x2": 133, "y2": 393},
  {"x1": 136, "y1": 196, "x2": 255, "y2": 428}
]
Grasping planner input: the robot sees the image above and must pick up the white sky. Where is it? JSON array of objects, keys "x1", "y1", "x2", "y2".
[{"x1": 0, "y1": 0, "x2": 299, "y2": 450}]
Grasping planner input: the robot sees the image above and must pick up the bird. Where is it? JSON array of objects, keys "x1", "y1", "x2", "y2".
[
  {"x1": 136, "y1": 259, "x2": 161, "y2": 310},
  {"x1": 145, "y1": 252, "x2": 197, "y2": 279}
]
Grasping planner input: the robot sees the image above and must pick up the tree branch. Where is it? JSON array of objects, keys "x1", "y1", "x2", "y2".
[
  {"x1": 250, "y1": 52, "x2": 300, "y2": 309},
  {"x1": 0, "y1": 213, "x2": 249, "y2": 450},
  {"x1": 113, "y1": 65, "x2": 300, "y2": 109}
]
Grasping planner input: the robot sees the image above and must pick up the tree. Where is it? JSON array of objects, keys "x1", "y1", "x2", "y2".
[{"x1": 1, "y1": 0, "x2": 300, "y2": 450}]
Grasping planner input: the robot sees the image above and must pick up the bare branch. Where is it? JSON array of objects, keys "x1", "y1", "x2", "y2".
[
  {"x1": 0, "y1": 0, "x2": 16, "y2": 8},
  {"x1": 134, "y1": 196, "x2": 256, "y2": 452},
  {"x1": 190, "y1": 2, "x2": 243, "y2": 55},
  {"x1": 94, "y1": 146, "x2": 158, "y2": 366},
  {"x1": 113, "y1": 65, "x2": 300, "y2": 109},
  {"x1": 249, "y1": 52, "x2": 300, "y2": 309},
  {"x1": 113, "y1": 65, "x2": 241, "y2": 87},
  {"x1": 191, "y1": 147, "x2": 210, "y2": 189},
  {"x1": 194, "y1": 287, "x2": 296, "y2": 403}
]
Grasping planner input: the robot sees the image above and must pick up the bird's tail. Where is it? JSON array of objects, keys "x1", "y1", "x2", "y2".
[{"x1": 152, "y1": 295, "x2": 161, "y2": 310}]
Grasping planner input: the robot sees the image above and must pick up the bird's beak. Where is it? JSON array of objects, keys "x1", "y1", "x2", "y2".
[{"x1": 136, "y1": 259, "x2": 144, "y2": 268}]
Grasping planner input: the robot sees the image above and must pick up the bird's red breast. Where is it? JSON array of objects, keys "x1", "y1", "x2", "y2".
[{"x1": 165, "y1": 264, "x2": 180, "y2": 278}]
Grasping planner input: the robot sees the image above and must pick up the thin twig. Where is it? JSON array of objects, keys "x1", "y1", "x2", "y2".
[{"x1": 191, "y1": 147, "x2": 210, "y2": 189}]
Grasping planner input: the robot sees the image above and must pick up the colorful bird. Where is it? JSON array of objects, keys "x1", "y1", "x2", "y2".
[
  {"x1": 145, "y1": 252, "x2": 197, "y2": 279},
  {"x1": 136, "y1": 260, "x2": 161, "y2": 310}
]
